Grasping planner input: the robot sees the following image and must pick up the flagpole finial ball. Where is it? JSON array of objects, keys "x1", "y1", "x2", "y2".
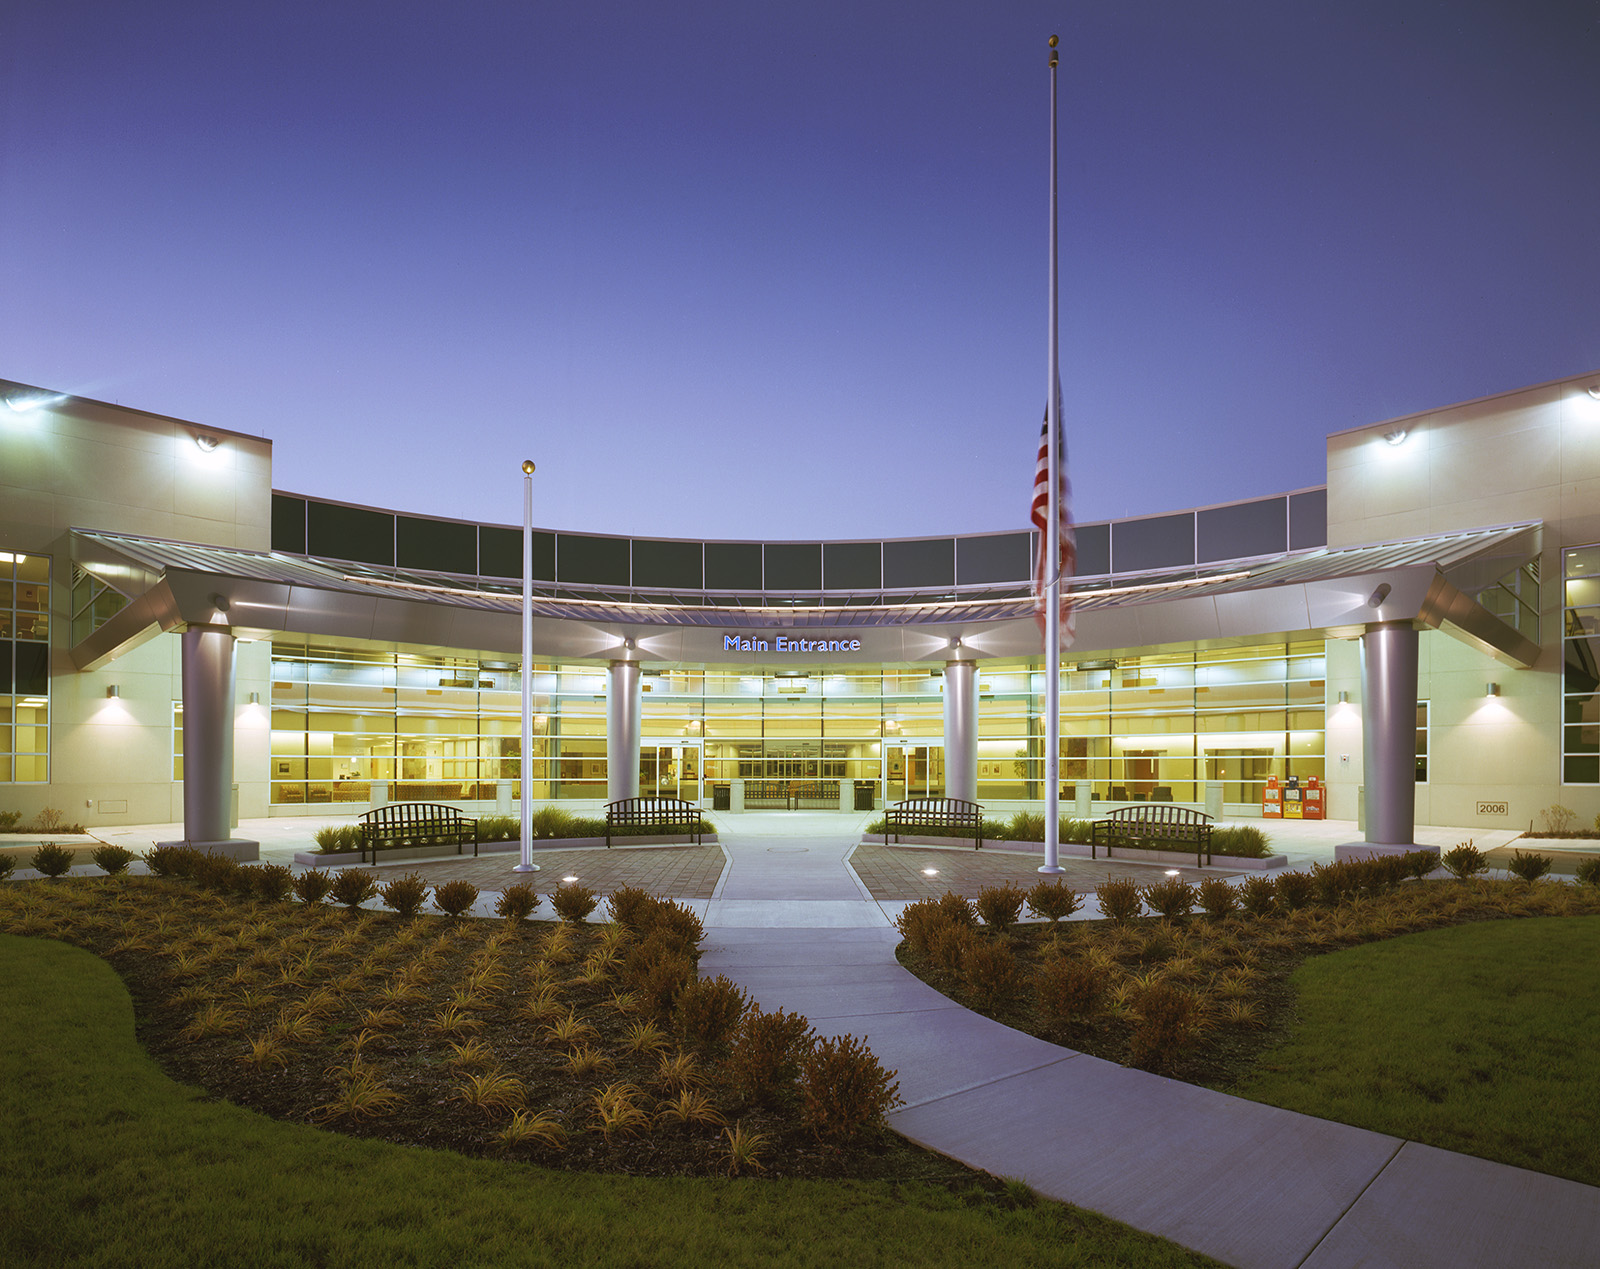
[
  {"x1": 521, "y1": 460, "x2": 536, "y2": 474},
  {"x1": 1048, "y1": 34, "x2": 1058, "y2": 47}
]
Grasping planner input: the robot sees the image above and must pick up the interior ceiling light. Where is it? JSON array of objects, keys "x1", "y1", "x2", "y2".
[{"x1": 1383, "y1": 428, "x2": 1408, "y2": 446}]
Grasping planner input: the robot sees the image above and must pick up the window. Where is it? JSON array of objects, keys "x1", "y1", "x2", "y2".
[
  {"x1": 1, "y1": 552, "x2": 50, "y2": 783},
  {"x1": 1563, "y1": 545, "x2": 1600, "y2": 784},
  {"x1": 1416, "y1": 701, "x2": 1428, "y2": 784}
]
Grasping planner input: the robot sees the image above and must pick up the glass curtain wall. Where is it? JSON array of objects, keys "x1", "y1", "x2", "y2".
[
  {"x1": 1, "y1": 552, "x2": 50, "y2": 784},
  {"x1": 266, "y1": 639, "x2": 1325, "y2": 809},
  {"x1": 1564, "y1": 544, "x2": 1600, "y2": 784}
]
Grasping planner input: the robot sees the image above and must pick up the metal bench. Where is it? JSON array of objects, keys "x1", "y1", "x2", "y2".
[
  {"x1": 883, "y1": 797, "x2": 985, "y2": 850},
  {"x1": 604, "y1": 796, "x2": 704, "y2": 848},
  {"x1": 358, "y1": 802, "x2": 479, "y2": 864},
  {"x1": 743, "y1": 780, "x2": 792, "y2": 810},
  {"x1": 1091, "y1": 804, "x2": 1213, "y2": 867}
]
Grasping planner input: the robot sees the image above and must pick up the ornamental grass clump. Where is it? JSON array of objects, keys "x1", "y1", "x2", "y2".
[
  {"x1": 90, "y1": 844, "x2": 136, "y2": 875},
  {"x1": 378, "y1": 873, "x2": 431, "y2": 918},
  {"x1": 1140, "y1": 876, "x2": 1197, "y2": 920},
  {"x1": 1095, "y1": 876, "x2": 1142, "y2": 923},
  {"x1": 1007, "y1": 811, "x2": 1046, "y2": 841},
  {"x1": 433, "y1": 880, "x2": 480, "y2": 918},
  {"x1": 975, "y1": 881, "x2": 1027, "y2": 934},
  {"x1": 1211, "y1": 825, "x2": 1271, "y2": 858}
]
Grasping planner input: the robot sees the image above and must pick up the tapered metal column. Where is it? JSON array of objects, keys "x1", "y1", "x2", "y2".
[
  {"x1": 943, "y1": 658, "x2": 978, "y2": 803},
  {"x1": 1361, "y1": 621, "x2": 1420, "y2": 846},
  {"x1": 180, "y1": 625, "x2": 237, "y2": 846},
  {"x1": 606, "y1": 659, "x2": 641, "y2": 803}
]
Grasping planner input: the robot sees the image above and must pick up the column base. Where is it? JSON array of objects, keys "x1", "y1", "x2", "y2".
[
  {"x1": 1334, "y1": 841, "x2": 1440, "y2": 863},
  {"x1": 155, "y1": 838, "x2": 260, "y2": 862}
]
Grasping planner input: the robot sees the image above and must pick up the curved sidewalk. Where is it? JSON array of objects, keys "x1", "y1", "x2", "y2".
[{"x1": 691, "y1": 815, "x2": 1600, "y2": 1269}]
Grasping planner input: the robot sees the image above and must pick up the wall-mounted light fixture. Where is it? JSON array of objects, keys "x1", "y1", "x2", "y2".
[
  {"x1": 248, "y1": 691, "x2": 261, "y2": 705},
  {"x1": 209, "y1": 593, "x2": 230, "y2": 615},
  {"x1": 3, "y1": 390, "x2": 66, "y2": 414},
  {"x1": 1486, "y1": 682, "x2": 1501, "y2": 697},
  {"x1": 1368, "y1": 583, "x2": 1391, "y2": 608},
  {"x1": 1383, "y1": 428, "x2": 1408, "y2": 446},
  {"x1": 1337, "y1": 690, "x2": 1349, "y2": 704},
  {"x1": 106, "y1": 685, "x2": 120, "y2": 699},
  {"x1": 1587, "y1": 386, "x2": 1600, "y2": 401},
  {"x1": 195, "y1": 434, "x2": 220, "y2": 452}
]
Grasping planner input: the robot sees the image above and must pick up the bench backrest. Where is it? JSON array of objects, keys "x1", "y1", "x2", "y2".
[
  {"x1": 360, "y1": 802, "x2": 473, "y2": 833},
  {"x1": 1099, "y1": 805, "x2": 1211, "y2": 827},
  {"x1": 606, "y1": 797, "x2": 698, "y2": 822},
  {"x1": 889, "y1": 797, "x2": 981, "y2": 817}
]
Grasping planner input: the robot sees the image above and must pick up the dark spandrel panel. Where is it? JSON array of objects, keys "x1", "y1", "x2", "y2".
[
  {"x1": 1290, "y1": 488, "x2": 1329, "y2": 550},
  {"x1": 956, "y1": 533, "x2": 1031, "y2": 585},
  {"x1": 13, "y1": 642, "x2": 47, "y2": 694},
  {"x1": 479, "y1": 526, "x2": 555, "y2": 580},
  {"x1": 271, "y1": 494, "x2": 306, "y2": 554},
  {"x1": 705, "y1": 542, "x2": 763, "y2": 591},
  {"x1": 1074, "y1": 522, "x2": 1110, "y2": 576},
  {"x1": 884, "y1": 538, "x2": 954, "y2": 589},
  {"x1": 765, "y1": 543, "x2": 821, "y2": 591},
  {"x1": 558, "y1": 534, "x2": 630, "y2": 586},
  {"x1": 1197, "y1": 498, "x2": 1286, "y2": 564},
  {"x1": 633, "y1": 539, "x2": 703, "y2": 590},
  {"x1": 397, "y1": 515, "x2": 478, "y2": 575},
  {"x1": 1112, "y1": 513, "x2": 1193, "y2": 573},
  {"x1": 824, "y1": 542, "x2": 880, "y2": 590},
  {"x1": 306, "y1": 500, "x2": 394, "y2": 567}
]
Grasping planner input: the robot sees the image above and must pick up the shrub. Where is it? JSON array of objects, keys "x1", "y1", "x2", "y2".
[
  {"x1": 1441, "y1": 842, "x2": 1488, "y2": 880},
  {"x1": 0, "y1": 856, "x2": 14, "y2": 882},
  {"x1": 378, "y1": 872, "x2": 431, "y2": 917},
  {"x1": 606, "y1": 884, "x2": 659, "y2": 935},
  {"x1": 192, "y1": 852, "x2": 244, "y2": 893},
  {"x1": 1575, "y1": 857, "x2": 1600, "y2": 886},
  {"x1": 1506, "y1": 850, "x2": 1553, "y2": 883},
  {"x1": 1309, "y1": 860, "x2": 1359, "y2": 906},
  {"x1": 1128, "y1": 982, "x2": 1204, "y2": 1073},
  {"x1": 643, "y1": 900, "x2": 704, "y2": 962},
  {"x1": 328, "y1": 868, "x2": 379, "y2": 911},
  {"x1": 929, "y1": 921, "x2": 979, "y2": 977},
  {"x1": 1211, "y1": 825, "x2": 1271, "y2": 858},
  {"x1": 1273, "y1": 870, "x2": 1315, "y2": 911},
  {"x1": 1538, "y1": 804, "x2": 1578, "y2": 835},
  {"x1": 894, "y1": 897, "x2": 950, "y2": 958},
  {"x1": 434, "y1": 879, "x2": 480, "y2": 917},
  {"x1": 673, "y1": 975, "x2": 748, "y2": 1051},
  {"x1": 1238, "y1": 874, "x2": 1277, "y2": 917},
  {"x1": 935, "y1": 891, "x2": 979, "y2": 927},
  {"x1": 1401, "y1": 848, "x2": 1440, "y2": 881},
  {"x1": 0, "y1": 810, "x2": 19, "y2": 830},
  {"x1": 494, "y1": 882, "x2": 539, "y2": 922},
  {"x1": 1140, "y1": 876, "x2": 1196, "y2": 920},
  {"x1": 975, "y1": 882, "x2": 1027, "y2": 933},
  {"x1": 551, "y1": 881, "x2": 597, "y2": 924},
  {"x1": 33, "y1": 807, "x2": 65, "y2": 832},
  {"x1": 798, "y1": 1034, "x2": 902, "y2": 1141},
  {"x1": 292, "y1": 867, "x2": 334, "y2": 905},
  {"x1": 30, "y1": 842, "x2": 76, "y2": 878},
  {"x1": 623, "y1": 933, "x2": 697, "y2": 1020},
  {"x1": 1095, "y1": 876, "x2": 1142, "y2": 922},
  {"x1": 1025, "y1": 878, "x2": 1081, "y2": 925},
  {"x1": 723, "y1": 1006, "x2": 814, "y2": 1108},
  {"x1": 1034, "y1": 954, "x2": 1103, "y2": 1022},
  {"x1": 250, "y1": 863, "x2": 295, "y2": 902},
  {"x1": 1196, "y1": 877, "x2": 1237, "y2": 918},
  {"x1": 90, "y1": 844, "x2": 136, "y2": 875},
  {"x1": 312, "y1": 824, "x2": 364, "y2": 855},
  {"x1": 144, "y1": 845, "x2": 197, "y2": 878},
  {"x1": 962, "y1": 939, "x2": 1022, "y2": 1008}
]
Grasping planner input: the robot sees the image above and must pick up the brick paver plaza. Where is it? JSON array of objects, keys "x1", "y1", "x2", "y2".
[
  {"x1": 849, "y1": 842, "x2": 1212, "y2": 900},
  {"x1": 366, "y1": 843, "x2": 725, "y2": 899}
]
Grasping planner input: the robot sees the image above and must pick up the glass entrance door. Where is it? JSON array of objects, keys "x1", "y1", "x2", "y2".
[
  {"x1": 641, "y1": 743, "x2": 701, "y2": 802},
  {"x1": 885, "y1": 743, "x2": 944, "y2": 800}
]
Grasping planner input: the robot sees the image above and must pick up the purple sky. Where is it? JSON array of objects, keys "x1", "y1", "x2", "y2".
[{"x1": 4, "y1": 2, "x2": 1598, "y2": 541}]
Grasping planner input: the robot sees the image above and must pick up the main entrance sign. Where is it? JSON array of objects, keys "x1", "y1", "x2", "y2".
[{"x1": 723, "y1": 634, "x2": 863, "y2": 653}]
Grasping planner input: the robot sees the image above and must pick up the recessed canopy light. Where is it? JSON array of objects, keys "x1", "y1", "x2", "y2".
[
  {"x1": 562, "y1": 875, "x2": 578, "y2": 883},
  {"x1": 1587, "y1": 386, "x2": 1600, "y2": 401},
  {"x1": 922, "y1": 868, "x2": 939, "y2": 876},
  {"x1": 1383, "y1": 428, "x2": 1408, "y2": 446},
  {"x1": 195, "y1": 434, "x2": 220, "y2": 452}
]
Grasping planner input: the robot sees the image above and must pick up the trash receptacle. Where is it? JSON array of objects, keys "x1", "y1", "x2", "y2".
[
  {"x1": 853, "y1": 780, "x2": 876, "y2": 811},
  {"x1": 712, "y1": 783, "x2": 731, "y2": 811}
]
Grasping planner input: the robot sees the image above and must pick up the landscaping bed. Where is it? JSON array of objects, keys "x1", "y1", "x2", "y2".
[{"x1": 0, "y1": 869, "x2": 965, "y2": 1189}]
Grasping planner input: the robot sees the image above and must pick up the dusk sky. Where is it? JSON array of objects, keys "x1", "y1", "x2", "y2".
[{"x1": 4, "y1": 2, "x2": 1598, "y2": 542}]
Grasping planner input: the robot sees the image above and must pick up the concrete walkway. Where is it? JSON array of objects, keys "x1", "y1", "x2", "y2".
[{"x1": 14, "y1": 810, "x2": 1599, "y2": 1266}]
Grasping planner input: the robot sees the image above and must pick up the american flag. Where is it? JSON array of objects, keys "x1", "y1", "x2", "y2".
[{"x1": 1031, "y1": 398, "x2": 1076, "y2": 647}]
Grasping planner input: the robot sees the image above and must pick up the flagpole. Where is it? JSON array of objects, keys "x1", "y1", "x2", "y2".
[
  {"x1": 514, "y1": 458, "x2": 540, "y2": 873},
  {"x1": 1040, "y1": 34, "x2": 1065, "y2": 876}
]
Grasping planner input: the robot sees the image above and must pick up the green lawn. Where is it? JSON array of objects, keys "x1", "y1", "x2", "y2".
[
  {"x1": 1229, "y1": 915, "x2": 1600, "y2": 1185},
  {"x1": 0, "y1": 933, "x2": 1212, "y2": 1268}
]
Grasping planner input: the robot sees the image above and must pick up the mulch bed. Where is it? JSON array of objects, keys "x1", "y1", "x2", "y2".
[{"x1": 0, "y1": 877, "x2": 1003, "y2": 1194}]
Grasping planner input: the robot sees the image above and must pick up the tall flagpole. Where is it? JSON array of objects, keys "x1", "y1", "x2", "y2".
[
  {"x1": 514, "y1": 458, "x2": 540, "y2": 873},
  {"x1": 1040, "y1": 34, "x2": 1065, "y2": 876}
]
